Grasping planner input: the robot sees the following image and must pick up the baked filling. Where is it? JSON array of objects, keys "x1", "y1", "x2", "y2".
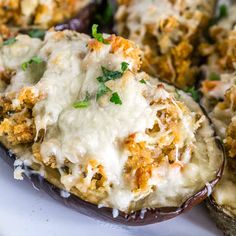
[
  {"x1": 201, "y1": 18, "x2": 236, "y2": 217},
  {"x1": 201, "y1": 80, "x2": 236, "y2": 218},
  {"x1": 0, "y1": 29, "x2": 223, "y2": 213},
  {"x1": 115, "y1": 0, "x2": 216, "y2": 88}
]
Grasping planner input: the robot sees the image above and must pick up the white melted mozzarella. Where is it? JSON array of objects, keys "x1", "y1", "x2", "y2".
[
  {"x1": 33, "y1": 32, "x2": 90, "y2": 131},
  {"x1": 40, "y1": 75, "x2": 158, "y2": 210}
]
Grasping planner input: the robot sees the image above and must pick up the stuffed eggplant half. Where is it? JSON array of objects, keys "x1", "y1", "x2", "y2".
[
  {"x1": 199, "y1": 2, "x2": 236, "y2": 231},
  {"x1": 115, "y1": 0, "x2": 216, "y2": 88},
  {"x1": 0, "y1": 29, "x2": 224, "y2": 225},
  {"x1": 201, "y1": 71, "x2": 236, "y2": 235},
  {"x1": 203, "y1": 73, "x2": 236, "y2": 236}
]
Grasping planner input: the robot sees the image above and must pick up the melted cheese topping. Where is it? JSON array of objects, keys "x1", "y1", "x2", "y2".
[{"x1": 0, "y1": 30, "x2": 223, "y2": 213}]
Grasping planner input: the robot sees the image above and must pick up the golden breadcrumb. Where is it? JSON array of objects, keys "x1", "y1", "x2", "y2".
[
  {"x1": 124, "y1": 96, "x2": 196, "y2": 193},
  {"x1": 0, "y1": 24, "x2": 16, "y2": 43},
  {"x1": 88, "y1": 35, "x2": 142, "y2": 72},
  {"x1": 0, "y1": 87, "x2": 42, "y2": 145}
]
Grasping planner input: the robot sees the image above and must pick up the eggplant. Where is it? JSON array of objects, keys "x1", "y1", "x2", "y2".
[
  {"x1": 199, "y1": 7, "x2": 236, "y2": 229},
  {"x1": 54, "y1": 0, "x2": 104, "y2": 34},
  {"x1": 55, "y1": 0, "x2": 117, "y2": 34},
  {"x1": 0, "y1": 140, "x2": 224, "y2": 226},
  {"x1": 0, "y1": 83, "x2": 225, "y2": 225},
  {"x1": 0, "y1": 26, "x2": 225, "y2": 225}
]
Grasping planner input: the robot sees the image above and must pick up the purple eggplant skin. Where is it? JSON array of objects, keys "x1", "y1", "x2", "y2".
[
  {"x1": 55, "y1": 0, "x2": 117, "y2": 35},
  {"x1": 55, "y1": 0, "x2": 103, "y2": 34},
  {"x1": 206, "y1": 197, "x2": 236, "y2": 236},
  {"x1": 0, "y1": 137, "x2": 225, "y2": 226}
]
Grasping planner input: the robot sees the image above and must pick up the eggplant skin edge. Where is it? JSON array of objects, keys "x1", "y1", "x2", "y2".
[
  {"x1": 206, "y1": 197, "x2": 236, "y2": 236},
  {"x1": 54, "y1": 0, "x2": 104, "y2": 34},
  {"x1": 0, "y1": 137, "x2": 225, "y2": 226}
]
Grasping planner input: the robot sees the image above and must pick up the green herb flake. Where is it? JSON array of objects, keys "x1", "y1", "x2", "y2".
[
  {"x1": 110, "y1": 92, "x2": 122, "y2": 105},
  {"x1": 96, "y1": 62, "x2": 129, "y2": 102},
  {"x1": 96, "y1": 83, "x2": 111, "y2": 100},
  {"x1": 73, "y1": 92, "x2": 90, "y2": 108},
  {"x1": 209, "y1": 4, "x2": 228, "y2": 27},
  {"x1": 92, "y1": 24, "x2": 108, "y2": 44},
  {"x1": 185, "y1": 87, "x2": 200, "y2": 102},
  {"x1": 139, "y1": 79, "x2": 146, "y2": 84},
  {"x1": 101, "y1": 67, "x2": 122, "y2": 81},
  {"x1": 209, "y1": 72, "x2": 220, "y2": 81},
  {"x1": 121, "y1": 62, "x2": 129, "y2": 72},
  {"x1": 95, "y1": 2, "x2": 113, "y2": 25},
  {"x1": 103, "y1": 2, "x2": 113, "y2": 23},
  {"x1": 28, "y1": 29, "x2": 45, "y2": 40},
  {"x1": 219, "y1": 4, "x2": 228, "y2": 19},
  {"x1": 97, "y1": 62, "x2": 129, "y2": 84},
  {"x1": 21, "y1": 56, "x2": 43, "y2": 71},
  {"x1": 3, "y1": 37, "x2": 17, "y2": 46}
]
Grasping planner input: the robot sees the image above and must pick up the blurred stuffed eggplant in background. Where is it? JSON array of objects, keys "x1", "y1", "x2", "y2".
[
  {"x1": 200, "y1": 1, "x2": 236, "y2": 235},
  {"x1": 114, "y1": 0, "x2": 217, "y2": 89}
]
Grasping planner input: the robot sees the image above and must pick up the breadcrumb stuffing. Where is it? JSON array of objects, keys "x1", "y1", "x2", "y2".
[{"x1": 115, "y1": 0, "x2": 215, "y2": 88}]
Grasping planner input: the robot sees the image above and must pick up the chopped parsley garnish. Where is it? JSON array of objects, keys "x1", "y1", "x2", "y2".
[
  {"x1": 97, "y1": 62, "x2": 129, "y2": 83},
  {"x1": 139, "y1": 79, "x2": 146, "y2": 84},
  {"x1": 96, "y1": 83, "x2": 111, "y2": 100},
  {"x1": 209, "y1": 72, "x2": 220, "y2": 81},
  {"x1": 110, "y1": 92, "x2": 122, "y2": 105},
  {"x1": 219, "y1": 4, "x2": 228, "y2": 19},
  {"x1": 97, "y1": 67, "x2": 123, "y2": 83},
  {"x1": 209, "y1": 4, "x2": 228, "y2": 26},
  {"x1": 3, "y1": 37, "x2": 17, "y2": 46},
  {"x1": 185, "y1": 87, "x2": 200, "y2": 102},
  {"x1": 96, "y1": 62, "x2": 129, "y2": 103},
  {"x1": 92, "y1": 24, "x2": 108, "y2": 44},
  {"x1": 28, "y1": 29, "x2": 45, "y2": 40},
  {"x1": 21, "y1": 56, "x2": 43, "y2": 71},
  {"x1": 73, "y1": 92, "x2": 90, "y2": 108},
  {"x1": 95, "y1": 2, "x2": 114, "y2": 25},
  {"x1": 121, "y1": 62, "x2": 129, "y2": 72}
]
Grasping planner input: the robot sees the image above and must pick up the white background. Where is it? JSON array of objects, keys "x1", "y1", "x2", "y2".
[{"x1": 0, "y1": 158, "x2": 222, "y2": 236}]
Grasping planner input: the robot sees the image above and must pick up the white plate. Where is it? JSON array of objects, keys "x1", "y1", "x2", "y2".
[{"x1": 0, "y1": 158, "x2": 222, "y2": 236}]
